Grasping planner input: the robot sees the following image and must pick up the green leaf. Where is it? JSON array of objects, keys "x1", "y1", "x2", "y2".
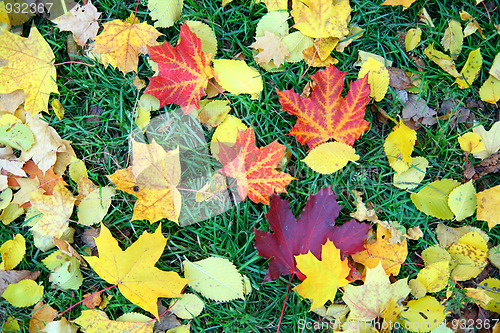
[
  {"x1": 183, "y1": 257, "x2": 244, "y2": 302},
  {"x1": 448, "y1": 180, "x2": 476, "y2": 221},
  {"x1": 410, "y1": 179, "x2": 460, "y2": 219},
  {"x1": 0, "y1": 122, "x2": 35, "y2": 151}
]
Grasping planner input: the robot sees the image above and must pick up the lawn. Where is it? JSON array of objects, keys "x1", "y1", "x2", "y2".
[{"x1": 0, "y1": 0, "x2": 499, "y2": 332}]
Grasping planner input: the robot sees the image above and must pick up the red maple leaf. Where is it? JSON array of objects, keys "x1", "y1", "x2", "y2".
[
  {"x1": 145, "y1": 23, "x2": 214, "y2": 113},
  {"x1": 277, "y1": 65, "x2": 371, "y2": 149},
  {"x1": 254, "y1": 186, "x2": 369, "y2": 281},
  {"x1": 217, "y1": 127, "x2": 294, "y2": 205}
]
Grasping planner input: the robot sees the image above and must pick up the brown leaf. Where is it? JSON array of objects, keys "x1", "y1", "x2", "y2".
[
  {"x1": 472, "y1": 151, "x2": 500, "y2": 181},
  {"x1": 81, "y1": 227, "x2": 100, "y2": 253},
  {"x1": 30, "y1": 301, "x2": 58, "y2": 333},
  {"x1": 154, "y1": 301, "x2": 181, "y2": 332},
  {"x1": 439, "y1": 99, "x2": 475, "y2": 128},
  {"x1": 82, "y1": 292, "x2": 102, "y2": 309},
  {"x1": 388, "y1": 68, "x2": 412, "y2": 90},
  {"x1": 402, "y1": 94, "x2": 437, "y2": 126},
  {"x1": 0, "y1": 270, "x2": 40, "y2": 295}
]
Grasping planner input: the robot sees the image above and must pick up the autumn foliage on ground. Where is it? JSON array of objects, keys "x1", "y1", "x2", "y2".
[{"x1": 0, "y1": 0, "x2": 499, "y2": 332}]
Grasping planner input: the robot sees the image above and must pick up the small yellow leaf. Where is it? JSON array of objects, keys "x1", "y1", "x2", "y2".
[
  {"x1": 458, "y1": 132, "x2": 486, "y2": 154},
  {"x1": 68, "y1": 158, "x2": 88, "y2": 182},
  {"x1": 418, "y1": 8, "x2": 434, "y2": 27},
  {"x1": 441, "y1": 20, "x2": 463, "y2": 59},
  {"x1": 405, "y1": 28, "x2": 421, "y2": 52},
  {"x1": 49, "y1": 257, "x2": 83, "y2": 290},
  {"x1": 358, "y1": 57, "x2": 389, "y2": 102},
  {"x1": 77, "y1": 186, "x2": 115, "y2": 226},
  {"x1": 135, "y1": 93, "x2": 160, "y2": 130},
  {"x1": 148, "y1": 0, "x2": 182, "y2": 28},
  {"x1": 479, "y1": 278, "x2": 500, "y2": 313},
  {"x1": 456, "y1": 48, "x2": 482, "y2": 89},
  {"x1": 465, "y1": 287, "x2": 493, "y2": 306},
  {"x1": 167, "y1": 325, "x2": 191, "y2": 333},
  {"x1": 479, "y1": 75, "x2": 500, "y2": 104},
  {"x1": 393, "y1": 156, "x2": 428, "y2": 190},
  {"x1": 477, "y1": 185, "x2": 500, "y2": 229},
  {"x1": 490, "y1": 53, "x2": 500, "y2": 80},
  {"x1": 2, "y1": 279, "x2": 43, "y2": 307},
  {"x1": 399, "y1": 296, "x2": 448, "y2": 331},
  {"x1": 448, "y1": 231, "x2": 488, "y2": 281},
  {"x1": 0, "y1": 234, "x2": 26, "y2": 271},
  {"x1": 196, "y1": 100, "x2": 231, "y2": 129},
  {"x1": 0, "y1": 203, "x2": 24, "y2": 226},
  {"x1": 255, "y1": 11, "x2": 289, "y2": 37},
  {"x1": 210, "y1": 114, "x2": 247, "y2": 158},
  {"x1": 448, "y1": 180, "x2": 476, "y2": 221},
  {"x1": 424, "y1": 44, "x2": 460, "y2": 78},
  {"x1": 384, "y1": 119, "x2": 416, "y2": 174},
  {"x1": 74, "y1": 310, "x2": 153, "y2": 333},
  {"x1": 212, "y1": 59, "x2": 263, "y2": 99},
  {"x1": 51, "y1": 99, "x2": 64, "y2": 120},
  {"x1": 302, "y1": 141, "x2": 359, "y2": 174},
  {"x1": 169, "y1": 293, "x2": 205, "y2": 319},
  {"x1": 472, "y1": 121, "x2": 500, "y2": 159},
  {"x1": 283, "y1": 31, "x2": 314, "y2": 63},
  {"x1": 410, "y1": 179, "x2": 460, "y2": 220},
  {"x1": 354, "y1": 50, "x2": 393, "y2": 67},
  {"x1": 185, "y1": 21, "x2": 217, "y2": 56}
]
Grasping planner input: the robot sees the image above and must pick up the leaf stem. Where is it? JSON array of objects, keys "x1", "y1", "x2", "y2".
[
  {"x1": 58, "y1": 284, "x2": 118, "y2": 317},
  {"x1": 132, "y1": 0, "x2": 141, "y2": 25},
  {"x1": 276, "y1": 271, "x2": 295, "y2": 333},
  {"x1": 54, "y1": 61, "x2": 95, "y2": 67}
]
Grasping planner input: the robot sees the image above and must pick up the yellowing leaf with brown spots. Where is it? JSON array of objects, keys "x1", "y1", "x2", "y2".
[
  {"x1": 74, "y1": 310, "x2": 153, "y2": 333},
  {"x1": 107, "y1": 140, "x2": 181, "y2": 223},
  {"x1": 0, "y1": 26, "x2": 58, "y2": 115},
  {"x1": 93, "y1": 14, "x2": 162, "y2": 73},
  {"x1": 477, "y1": 185, "x2": 500, "y2": 229},
  {"x1": 424, "y1": 44, "x2": 460, "y2": 78},
  {"x1": 456, "y1": 48, "x2": 482, "y2": 89},
  {"x1": 84, "y1": 224, "x2": 188, "y2": 319},
  {"x1": 479, "y1": 75, "x2": 500, "y2": 104},
  {"x1": 447, "y1": 231, "x2": 488, "y2": 281},
  {"x1": 400, "y1": 296, "x2": 448, "y2": 332},
  {"x1": 291, "y1": 0, "x2": 351, "y2": 39}
]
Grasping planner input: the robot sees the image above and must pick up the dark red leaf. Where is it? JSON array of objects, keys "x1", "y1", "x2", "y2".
[{"x1": 330, "y1": 219, "x2": 370, "y2": 256}]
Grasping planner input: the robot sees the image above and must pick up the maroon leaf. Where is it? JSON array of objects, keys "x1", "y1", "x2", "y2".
[
  {"x1": 331, "y1": 219, "x2": 370, "y2": 256},
  {"x1": 254, "y1": 186, "x2": 341, "y2": 281}
]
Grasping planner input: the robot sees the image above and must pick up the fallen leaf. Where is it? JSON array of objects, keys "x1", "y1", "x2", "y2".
[
  {"x1": 210, "y1": 114, "x2": 248, "y2": 158},
  {"x1": 388, "y1": 69, "x2": 412, "y2": 90},
  {"x1": 441, "y1": 20, "x2": 463, "y2": 59},
  {"x1": 458, "y1": 132, "x2": 486, "y2": 154},
  {"x1": 55, "y1": 0, "x2": 101, "y2": 46},
  {"x1": 410, "y1": 179, "x2": 460, "y2": 219},
  {"x1": 302, "y1": 141, "x2": 359, "y2": 174},
  {"x1": 185, "y1": 20, "x2": 218, "y2": 56},
  {"x1": 417, "y1": 8, "x2": 434, "y2": 27},
  {"x1": 424, "y1": 44, "x2": 460, "y2": 78},
  {"x1": 195, "y1": 99, "x2": 230, "y2": 129},
  {"x1": 283, "y1": 31, "x2": 314, "y2": 63},
  {"x1": 0, "y1": 26, "x2": 58, "y2": 115},
  {"x1": 0, "y1": 234, "x2": 25, "y2": 270},
  {"x1": 393, "y1": 156, "x2": 428, "y2": 190},
  {"x1": 479, "y1": 278, "x2": 500, "y2": 313},
  {"x1": 255, "y1": 11, "x2": 289, "y2": 37},
  {"x1": 259, "y1": 0, "x2": 287, "y2": 11},
  {"x1": 2, "y1": 279, "x2": 43, "y2": 307},
  {"x1": 107, "y1": 140, "x2": 181, "y2": 223},
  {"x1": 250, "y1": 30, "x2": 289, "y2": 68},
  {"x1": 291, "y1": 0, "x2": 351, "y2": 38},
  {"x1": 384, "y1": 118, "x2": 416, "y2": 174},
  {"x1": 30, "y1": 301, "x2": 58, "y2": 333},
  {"x1": 399, "y1": 296, "x2": 448, "y2": 331},
  {"x1": 491, "y1": 53, "x2": 500, "y2": 80},
  {"x1": 472, "y1": 121, "x2": 500, "y2": 159},
  {"x1": 405, "y1": 27, "x2": 421, "y2": 52},
  {"x1": 447, "y1": 231, "x2": 488, "y2": 281},
  {"x1": 217, "y1": 127, "x2": 293, "y2": 204},
  {"x1": 294, "y1": 240, "x2": 349, "y2": 311},
  {"x1": 479, "y1": 75, "x2": 500, "y2": 104},
  {"x1": 476, "y1": 185, "x2": 500, "y2": 229},
  {"x1": 381, "y1": 0, "x2": 417, "y2": 10},
  {"x1": 447, "y1": 180, "x2": 476, "y2": 221},
  {"x1": 303, "y1": 45, "x2": 338, "y2": 67},
  {"x1": 358, "y1": 57, "x2": 390, "y2": 102},
  {"x1": 212, "y1": 59, "x2": 263, "y2": 99},
  {"x1": 74, "y1": 310, "x2": 153, "y2": 333},
  {"x1": 459, "y1": 10, "x2": 485, "y2": 39},
  {"x1": 0, "y1": 270, "x2": 40, "y2": 295},
  {"x1": 456, "y1": 48, "x2": 482, "y2": 89},
  {"x1": 148, "y1": 0, "x2": 182, "y2": 28},
  {"x1": 277, "y1": 65, "x2": 371, "y2": 149},
  {"x1": 84, "y1": 224, "x2": 188, "y2": 318},
  {"x1": 169, "y1": 293, "x2": 204, "y2": 319}
]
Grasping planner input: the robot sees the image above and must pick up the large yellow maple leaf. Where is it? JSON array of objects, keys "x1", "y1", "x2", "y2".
[
  {"x1": 107, "y1": 140, "x2": 181, "y2": 223},
  {"x1": 93, "y1": 14, "x2": 162, "y2": 73},
  {"x1": 291, "y1": 0, "x2": 351, "y2": 39},
  {"x1": 294, "y1": 240, "x2": 350, "y2": 310},
  {"x1": 0, "y1": 26, "x2": 58, "y2": 115},
  {"x1": 84, "y1": 224, "x2": 187, "y2": 319}
]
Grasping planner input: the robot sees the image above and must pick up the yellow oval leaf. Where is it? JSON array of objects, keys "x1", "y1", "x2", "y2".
[
  {"x1": 458, "y1": 132, "x2": 486, "y2": 153},
  {"x1": 0, "y1": 234, "x2": 25, "y2": 270},
  {"x1": 358, "y1": 57, "x2": 389, "y2": 102},
  {"x1": 384, "y1": 119, "x2": 416, "y2": 174},
  {"x1": 410, "y1": 179, "x2": 460, "y2": 219},
  {"x1": 456, "y1": 48, "x2": 482, "y2": 89},
  {"x1": 448, "y1": 180, "x2": 476, "y2": 221},
  {"x1": 477, "y1": 185, "x2": 500, "y2": 229},
  {"x1": 212, "y1": 59, "x2": 263, "y2": 99},
  {"x1": 393, "y1": 156, "x2": 428, "y2": 190},
  {"x1": 302, "y1": 141, "x2": 359, "y2": 174},
  {"x1": 210, "y1": 114, "x2": 247, "y2": 158},
  {"x1": 405, "y1": 27, "x2": 421, "y2": 52},
  {"x1": 479, "y1": 75, "x2": 500, "y2": 104},
  {"x1": 51, "y1": 99, "x2": 64, "y2": 120},
  {"x1": 400, "y1": 296, "x2": 448, "y2": 332},
  {"x1": 169, "y1": 293, "x2": 205, "y2": 319},
  {"x1": 2, "y1": 279, "x2": 43, "y2": 307},
  {"x1": 185, "y1": 21, "x2": 218, "y2": 56}
]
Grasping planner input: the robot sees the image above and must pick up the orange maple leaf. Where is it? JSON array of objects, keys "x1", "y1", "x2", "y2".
[
  {"x1": 217, "y1": 127, "x2": 294, "y2": 204},
  {"x1": 277, "y1": 65, "x2": 371, "y2": 149},
  {"x1": 145, "y1": 23, "x2": 214, "y2": 113}
]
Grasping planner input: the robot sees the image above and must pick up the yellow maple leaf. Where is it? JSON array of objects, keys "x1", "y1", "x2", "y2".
[
  {"x1": 342, "y1": 262, "x2": 410, "y2": 321},
  {"x1": 84, "y1": 224, "x2": 188, "y2": 319},
  {"x1": 250, "y1": 30, "x2": 290, "y2": 68},
  {"x1": 107, "y1": 140, "x2": 181, "y2": 223},
  {"x1": 384, "y1": 118, "x2": 416, "y2": 175},
  {"x1": 380, "y1": 0, "x2": 417, "y2": 10},
  {"x1": 93, "y1": 13, "x2": 162, "y2": 73},
  {"x1": 29, "y1": 182, "x2": 75, "y2": 239},
  {"x1": 477, "y1": 185, "x2": 500, "y2": 229},
  {"x1": 294, "y1": 240, "x2": 350, "y2": 311},
  {"x1": 291, "y1": 0, "x2": 351, "y2": 39},
  {"x1": 358, "y1": 57, "x2": 389, "y2": 102},
  {"x1": 0, "y1": 26, "x2": 58, "y2": 115}
]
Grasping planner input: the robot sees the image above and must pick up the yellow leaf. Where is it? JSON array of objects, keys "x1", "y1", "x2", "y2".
[
  {"x1": 210, "y1": 114, "x2": 247, "y2": 158},
  {"x1": 167, "y1": 325, "x2": 191, "y2": 333},
  {"x1": 479, "y1": 75, "x2": 500, "y2": 105},
  {"x1": 51, "y1": 99, "x2": 64, "y2": 120},
  {"x1": 405, "y1": 27, "x2": 421, "y2": 52},
  {"x1": 354, "y1": 50, "x2": 393, "y2": 67},
  {"x1": 424, "y1": 44, "x2": 460, "y2": 78},
  {"x1": 169, "y1": 293, "x2": 205, "y2": 319},
  {"x1": 0, "y1": 1, "x2": 11, "y2": 30},
  {"x1": 108, "y1": 140, "x2": 181, "y2": 223},
  {"x1": 68, "y1": 158, "x2": 88, "y2": 182},
  {"x1": 335, "y1": 26, "x2": 364, "y2": 52},
  {"x1": 456, "y1": 48, "x2": 482, "y2": 89},
  {"x1": 303, "y1": 45, "x2": 338, "y2": 67},
  {"x1": 2, "y1": 279, "x2": 43, "y2": 307},
  {"x1": 212, "y1": 59, "x2": 263, "y2": 99},
  {"x1": 477, "y1": 185, "x2": 500, "y2": 229},
  {"x1": 77, "y1": 185, "x2": 115, "y2": 226},
  {"x1": 0, "y1": 203, "x2": 24, "y2": 226},
  {"x1": 183, "y1": 257, "x2": 244, "y2": 302},
  {"x1": 2, "y1": 316, "x2": 20, "y2": 332},
  {"x1": 0, "y1": 26, "x2": 58, "y2": 115},
  {"x1": 184, "y1": 20, "x2": 217, "y2": 57},
  {"x1": 381, "y1": 0, "x2": 417, "y2": 10},
  {"x1": 250, "y1": 30, "x2": 290, "y2": 68},
  {"x1": 196, "y1": 100, "x2": 230, "y2": 129},
  {"x1": 491, "y1": 53, "x2": 500, "y2": 80},
  {"x1": 255, "y1": 11, "x2": 289, "y2": 37},
  {"x1": 283, "y1": 31, "x2": 314, "y2": 63},
  {"x1": 302, "y1": 141, "x2": 359, "y2": 174},
  {"x1": 435, "y1": 223, "x2": 488, "y2": 249},
  {"x1": 417, "y1": 8, "x2": 434, "y2": 27},
  {"x1": 74, "y1": 310, "x2": 153, "y2": 333},
  {"x1": 384, "y1": 118, "x2": 416, "y2": 174},
  {"x1": 479, "y1": 278, "x2": 500, "y2": 313},
  {"x1": 260, "y1": 0, "x2": 287, "y2": 11},
  {"x1": 93, "y1": 14, "x2": 162, "y2": 73},
  {"x1": 458, "y1": 132, "x2": 486, "y2": 154},
  {"x1": 393, "y1": 156, "x2": 428, "y2": 190},
  {"x1": 413, "y1": 260, "x2": 450, "y2": 294},
  {"x1": 410, "y1": 179, "x2": 459, "y2": 220},
  {"x1": 399, "y1": 296, "x2": 448, "y2": 332},
  {"x1": 48, "y1": 257, "x2": 83, "y2": 290},
  {"x1": 459, "y1": 10, "x2": 485, "y2": 39},
  {"x1": 0, "y1": 187, "x2": 12, "y2": 209},
  {"x1": 448, "y1": 180, "x2": 476, "y2": 221},
  {"x1": 441, "y1": 20, "x2": 463, "y2": 59},
  {"x1": 291, "y1": 0, "x2": 351, "y2": 38},
  {"x1": 472, "y1": 121, "x2": 500, "y2": 159},
  {"x1": 0, "y1": 234, "x2": 25, "y2": 271},
  {"x1": 148, "y1": 0, "x2": 182, "y2": 28},
  {"x1": 30, "y1": 182, "x2": 75, "y2": 239},
  {"x1": 358, "y1": 57, "x2": 389, "y2": 102},
  {"x1": 294, "y1": 240, "x2": 350, "y2": 311},
  {"x1": 84, "y1": 224, "x2": 187, "y2": 318},
  {"x1": 134, "y1": 93, "x2": 160, "y2": 130},
  {"x1": 465, "y1": 287, "x2": 493, "y2": 307},
  {"x1": 342, "y1": 262, "x2": 410, "y2": 321},
  {"x1": 447, "y1": 231, "x2": 488, "y2": 281},
  {"x1": 195, "y1": 173, "x2": 227, "y2": 203}
]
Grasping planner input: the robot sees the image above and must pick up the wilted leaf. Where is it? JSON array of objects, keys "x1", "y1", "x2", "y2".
[
  {"x1": 55, "y1": 1, "x2": 101, "y2": 46},
  {"x1": 251, "y1": 30, "x2": 289, "y2": 68},
  {"x1": 424, "y1": 44, "x2": 460, "y2": 78}
]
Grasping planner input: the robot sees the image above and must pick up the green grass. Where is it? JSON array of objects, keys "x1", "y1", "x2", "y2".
[{"x1": 1, "y1": 0, "x2": 499, "y2": 332}]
